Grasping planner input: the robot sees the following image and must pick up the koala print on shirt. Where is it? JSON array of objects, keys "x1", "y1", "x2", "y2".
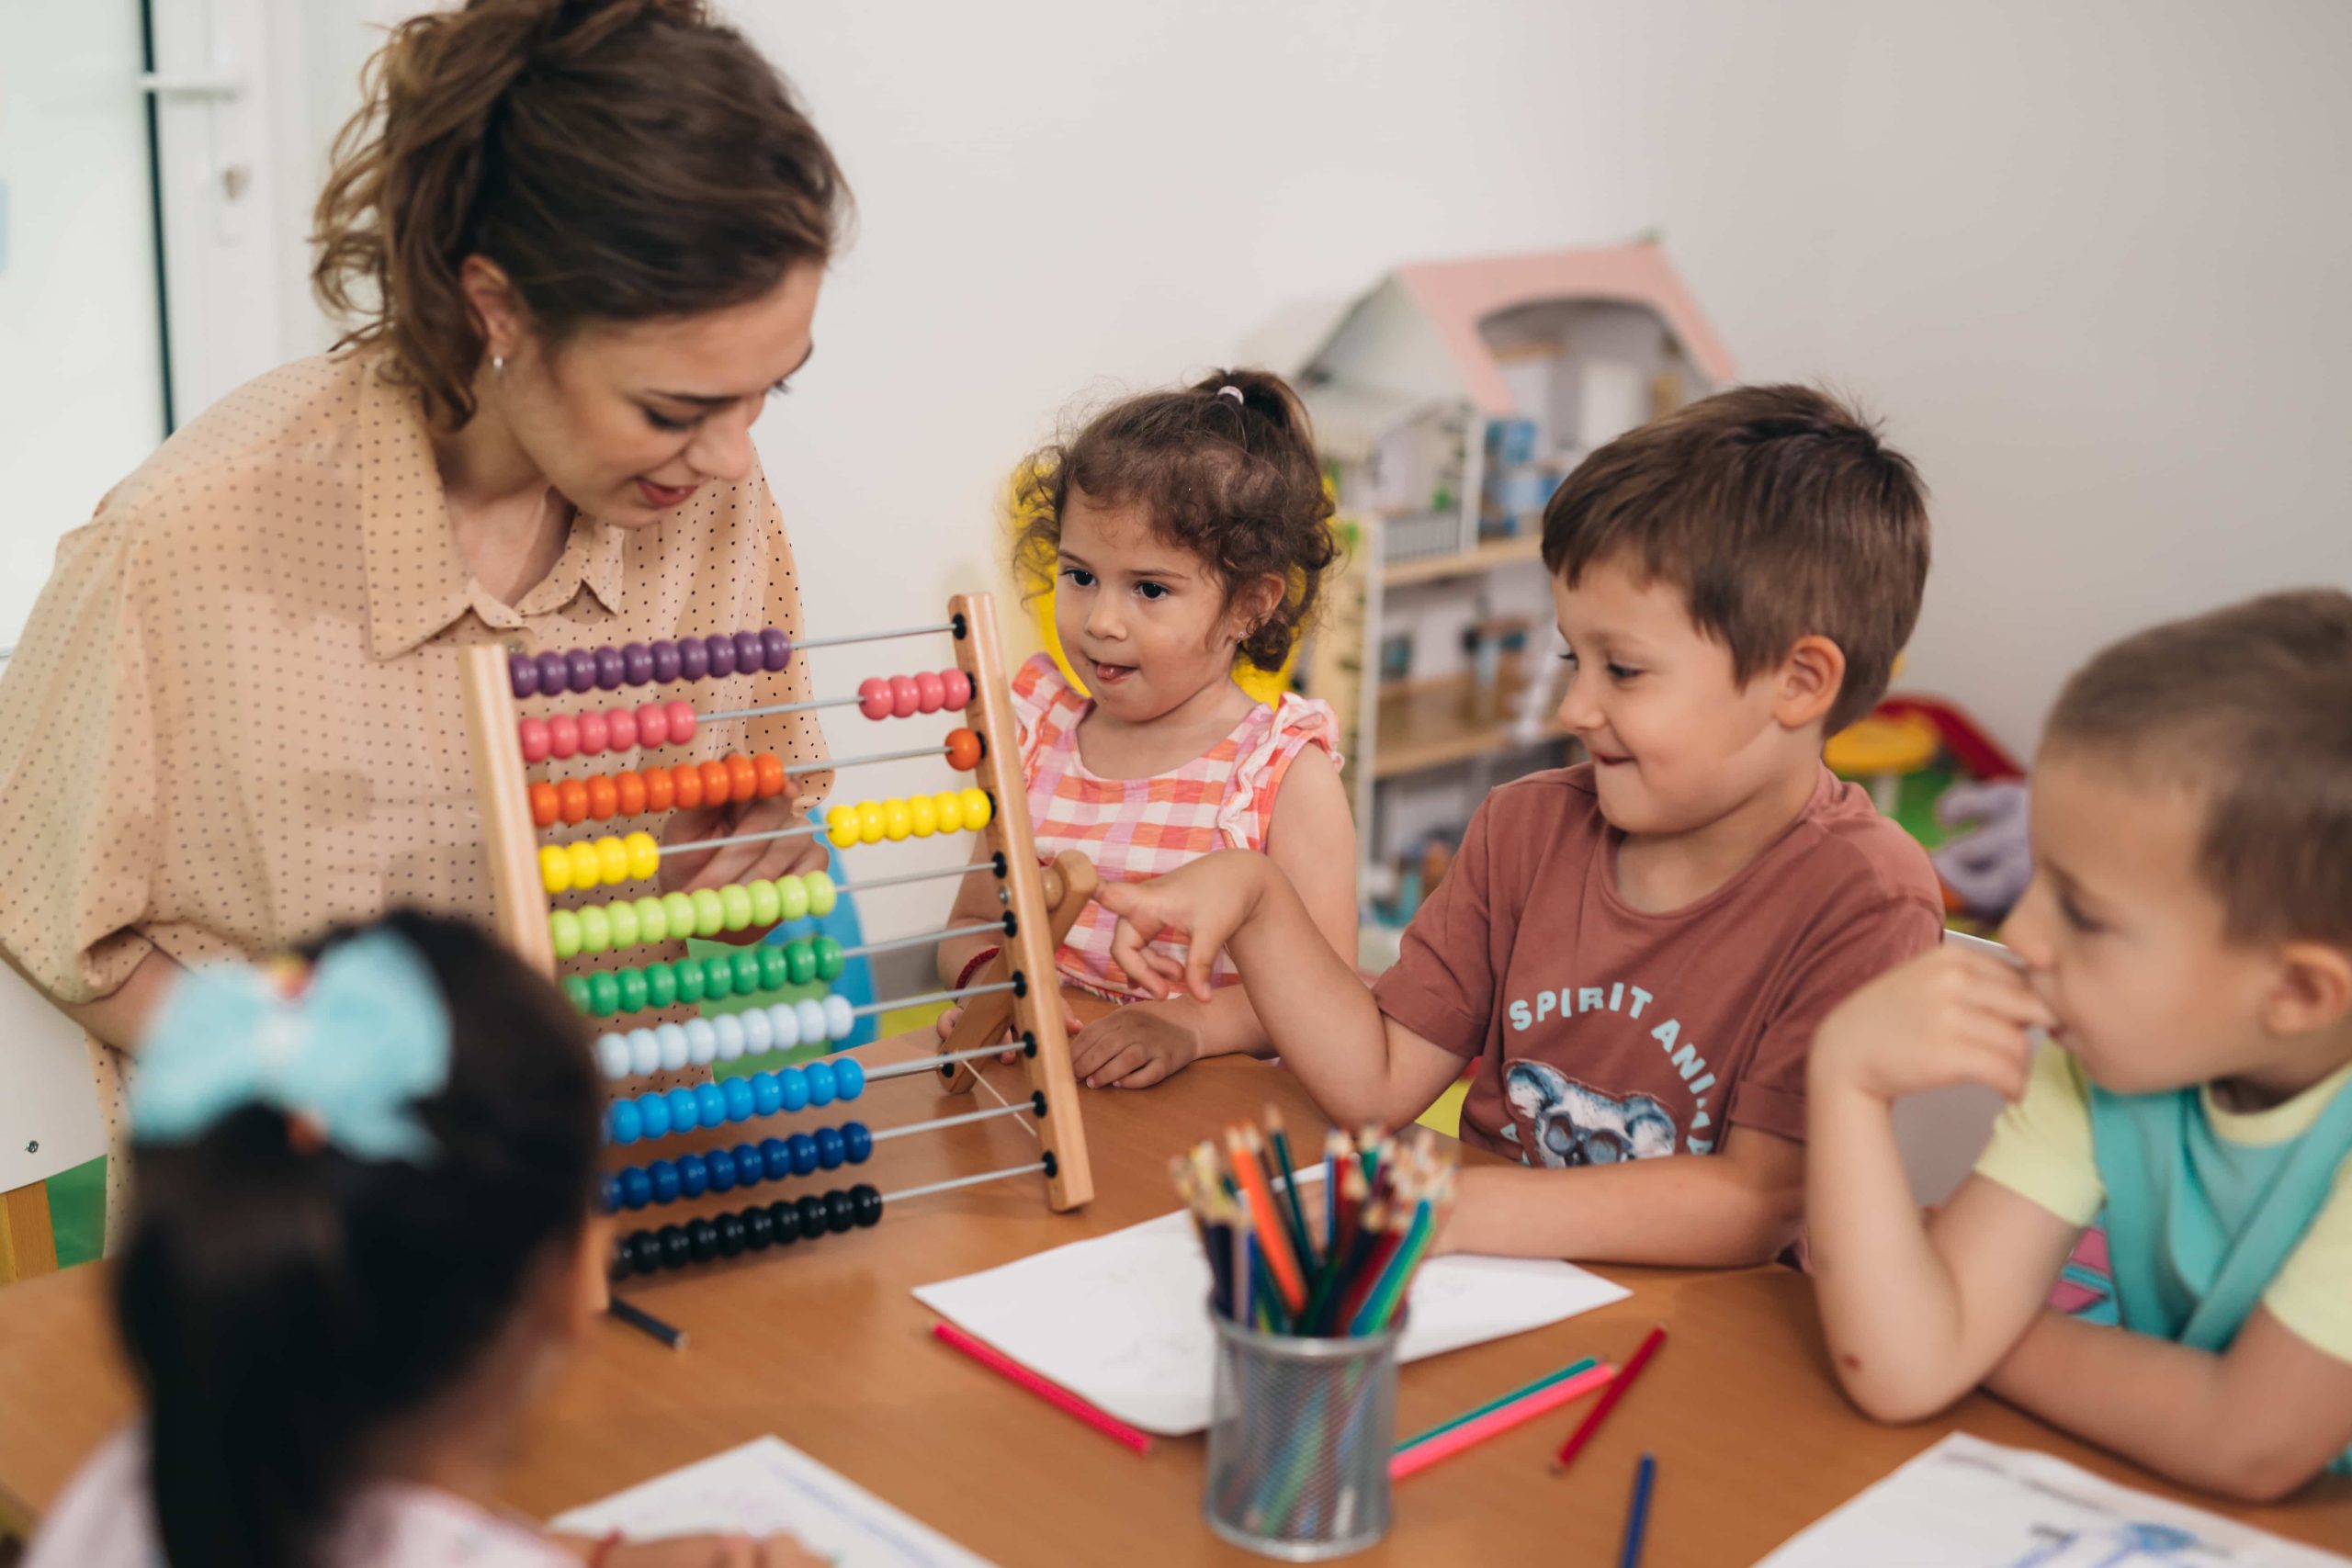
[{"x1": 1498, "y1": 1060, "x2": 1679, "y2": 1168}]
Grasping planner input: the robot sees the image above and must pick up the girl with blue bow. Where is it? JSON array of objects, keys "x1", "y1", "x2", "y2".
[{"x1": 25, "y1": 911, "x2": 822, "y2": 1568}]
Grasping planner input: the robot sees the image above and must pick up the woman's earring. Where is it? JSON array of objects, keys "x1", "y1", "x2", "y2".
[{"x1": 491, "y1": 354, "x2": 507, "y2": 376}]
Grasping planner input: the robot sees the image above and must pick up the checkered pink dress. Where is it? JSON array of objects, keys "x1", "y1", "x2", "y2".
[{"x1": 1013, "y1": 653, "x2": 1341, "y2": 1002}]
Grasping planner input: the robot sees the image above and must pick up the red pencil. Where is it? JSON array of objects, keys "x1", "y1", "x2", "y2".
[
  {"x1": 1550, "y1": 1325, "x2": 1666, "y2": 1473},
  {"x1": 932, "y1": 1321, "x2": 1154, "y2": 1456}
]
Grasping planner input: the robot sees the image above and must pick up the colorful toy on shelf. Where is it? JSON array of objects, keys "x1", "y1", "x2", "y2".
[
  {"x1": 1826, "y1": 691, "x2": 2029, "y2": 923},
  {"x1": 1823, "y1": 708, "x2": 1942, "y2": 817},
  {"x1": 458, "y1": 595, "x2": 1097, "y2": 1285}
]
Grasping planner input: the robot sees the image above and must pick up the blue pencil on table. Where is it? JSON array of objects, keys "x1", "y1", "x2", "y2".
[{"x1": 1618, "y1": 1453, "x2": 1655, "y2": 1568}]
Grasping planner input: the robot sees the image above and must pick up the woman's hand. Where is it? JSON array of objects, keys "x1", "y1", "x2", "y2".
[
  {"x1": 660, "y1": 784, "x2": 827, "y2": 946},
  {"x1": 1069, "y1": 999, "x2": 1202, "y2": 1089}
]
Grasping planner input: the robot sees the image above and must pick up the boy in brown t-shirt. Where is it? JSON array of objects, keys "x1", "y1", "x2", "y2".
[{"x1": 1098, "y1": 385, "x2": 1946, "y2": 1265}]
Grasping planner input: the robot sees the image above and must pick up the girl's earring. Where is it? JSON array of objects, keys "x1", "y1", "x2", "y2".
[{"x1": 492, "y1": 354, "x2": 507, "y2": 376}]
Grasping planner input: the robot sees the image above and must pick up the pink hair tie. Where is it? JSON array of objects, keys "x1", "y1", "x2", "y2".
[{"x1": 1217, "y1": 385, "x2": 1244, "y2": 405}]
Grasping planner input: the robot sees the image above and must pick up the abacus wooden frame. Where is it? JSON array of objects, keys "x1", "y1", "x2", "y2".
[{"x1": 457, "y1": 591, "x2": 1093, "y2": 1211}]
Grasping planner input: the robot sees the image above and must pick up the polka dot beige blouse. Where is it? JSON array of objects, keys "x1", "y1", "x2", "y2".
[{"x1": 0, "y1": 351, "x2": 831, "y2": 1205}]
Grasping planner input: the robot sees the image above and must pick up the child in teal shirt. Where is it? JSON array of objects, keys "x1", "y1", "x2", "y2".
[{"x1": 1808, "y1": 590, "x2": 2352, "y2": 1501}]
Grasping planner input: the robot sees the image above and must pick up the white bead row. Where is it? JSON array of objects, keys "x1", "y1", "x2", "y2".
[{"x1": 594, "y1": 994, "x2": 858, "y2": 1081}]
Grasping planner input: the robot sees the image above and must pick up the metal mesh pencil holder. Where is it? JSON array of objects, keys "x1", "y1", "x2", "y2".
[{"x1": 1204, "y1": 1306, "x2": 1407, "y2": 1561}]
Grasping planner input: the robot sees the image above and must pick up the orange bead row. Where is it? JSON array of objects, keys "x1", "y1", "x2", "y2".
[{"x1": 528, "y1": 752, "x2": 789, "y2": 829}]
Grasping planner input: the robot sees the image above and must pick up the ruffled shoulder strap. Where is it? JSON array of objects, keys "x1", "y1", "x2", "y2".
[
  {"x1": 1011, "y1": 650, "x2": 1089, "y2": 779},
  {"x1": 1216, "y1": 691, "x2": 1343, "y2": 851}
]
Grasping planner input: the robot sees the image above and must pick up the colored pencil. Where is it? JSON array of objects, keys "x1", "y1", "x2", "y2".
[
  {"x1": 1350, "y1": 1197, "x2": 1436, "y2": 1336},
  {"x1": 607, "y1": 1295, "x2": 686, "y2": 1349},
  {"x1": 1227, "y1": 1128, "x2": 1308, "y2": 1314},
  {"x1": 1551, "y1": 1325, "x2": 1668, "y2": 1473},
  {"x1": 1618, "y1": 1453, "x2": 1656, "y2": 1567},
  {"x1": 1175, "y1": 1114, "x2": 1456, "y2": 1340},
  {"x1": 1387, "y1": 1362, "x2": 1617, "y2": 1481},
  {"x1": 932, "y1": 1321, "x2": 1153, "y2": 1455},
  {"x1": 1321, "y1": 1130, "x2": 1345, "y2": 1256},
  {"x1": 1264, "y1": 1107, "x2": 1315, "y2": 1266},
  {"x1": 1392, "y1": 1357, "x2": 1601, "y2": 1452}
]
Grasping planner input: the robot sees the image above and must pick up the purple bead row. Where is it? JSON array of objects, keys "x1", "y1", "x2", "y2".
[{"x1": 510, "y1": 628, "x2": 793, "y2": 699}]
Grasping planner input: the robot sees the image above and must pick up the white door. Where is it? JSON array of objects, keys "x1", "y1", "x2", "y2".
[{"x1": 0, "y1": 0, "x2": 301, "y2": 650}]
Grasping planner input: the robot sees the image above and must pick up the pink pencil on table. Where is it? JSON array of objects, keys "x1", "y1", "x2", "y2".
[
  {"x1": 1388, "y1": 1362, "x2": 1617, "y2": 1482},
  {"x1": 931, "y1": 1320, "x2": 1154, "y2": 1456}
]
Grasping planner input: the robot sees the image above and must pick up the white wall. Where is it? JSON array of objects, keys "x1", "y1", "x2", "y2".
[{"x1": 742, "y1": 0, "x2": 2352, "y2": 770}]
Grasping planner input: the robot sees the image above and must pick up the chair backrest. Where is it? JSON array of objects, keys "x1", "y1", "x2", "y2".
[
  {"x1": 0, "y1": 957, "x2": 107, "y2": 1280},
  {"x1": 1885, "y1": 929, "x2": 2015, "y2": 1205},
  {"x1": 0, "y1": 960, "x2": 107, "y2": 1194}
]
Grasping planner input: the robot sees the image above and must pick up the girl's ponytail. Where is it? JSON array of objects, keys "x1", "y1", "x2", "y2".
[
  {"x1": 118, "y1": 912, "x2": 602, "y2": 1568},
  {"x1": 123, "y1": 1115, "x2": 367, "y2": 1568}
]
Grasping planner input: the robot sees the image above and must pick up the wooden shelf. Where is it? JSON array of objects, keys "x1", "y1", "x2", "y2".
[
  {"x1": 1380, "y1": 535, "x2": 1544, "y2": 588},
  {"x1": 1371, "y1": 673, "x2": 1571, "y2": 779}
]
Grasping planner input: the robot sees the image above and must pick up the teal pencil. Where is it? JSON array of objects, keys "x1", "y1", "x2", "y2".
[
  {"x1": 1393, "y1": 1358, "x2": 1601, "y2": 1451},
  {"x1": 1263, "y1": 1109, "x2": 1317, "y2": 1268}
]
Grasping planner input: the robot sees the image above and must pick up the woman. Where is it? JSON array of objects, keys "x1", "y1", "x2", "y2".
[{"x1": 0, "y1": 0, "x2": 845, "y2": 1238}]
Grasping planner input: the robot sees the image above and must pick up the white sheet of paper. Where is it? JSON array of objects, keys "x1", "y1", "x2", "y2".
[
  {"x1": 551, "y1": 1435, "x2": 997, "y2": 1568},
  {"x1": 1753, "y1": 1433, "x2": 2349, "y2": 1567},
  {"x1": 910, "y1": 1184, "x2": 1630, "y2": 1436}
]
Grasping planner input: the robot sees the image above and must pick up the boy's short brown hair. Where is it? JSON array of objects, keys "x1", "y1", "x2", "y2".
[
  {"x1": 2045, "y1": 589, "x2": 2352, "y2": 947},
  {"x1": 1540, "y1": 384, "x2": 1930, "y2": 732}
]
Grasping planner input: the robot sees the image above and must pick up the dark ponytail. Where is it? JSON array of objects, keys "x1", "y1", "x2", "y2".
[
  {"x1": 1013, "y1": 367, "x2": 1340, "y2": 672},
  {"x1": 313, "y1": 0, "x2": 851, "y2": 427},
  {"x1": 116, "y1": 911, "x2": 602, "y2": 1568}
]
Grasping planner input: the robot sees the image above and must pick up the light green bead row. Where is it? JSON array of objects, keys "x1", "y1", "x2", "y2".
[{"x1": 549, "y1": 869, "x2": 838, "y2": 959}]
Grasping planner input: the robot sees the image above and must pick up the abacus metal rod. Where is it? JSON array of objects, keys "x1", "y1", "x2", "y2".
[
  {"x1": 864, "y1": 1039, "x2": 1025, "y2": 1081},
  {"x1": 701, "y1": 692, "x2": 866, "y2": 723},
  {"x1": 831, "y1": 860, "x2": 997, "y2": 897},
  {"x1": 649, "y1": 820, "x2": 828, "y2": 854},
  {"x1": 881, "y1": 1161, "x2": 1047, "y2": 1204},
  {"x1": 869, "y1": 1101, "x2": 1035, "y2": 1143},
  {"x1": 782, "y1": 742, "x2": 949, "y2": 777},
  {"x1": 839, "y1": 922, "x2": 1003, "y2": 962},
  {"x1": 791, "y1": 621, "x2": 956, "y2": 652},
  {"x1": 849, "y1": 979, "x2": 1014, "y2": 1021}
]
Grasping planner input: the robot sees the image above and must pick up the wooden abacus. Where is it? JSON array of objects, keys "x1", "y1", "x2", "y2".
[{"x1": 458, "y1": 593, "x2": 1093, "y2": 1281}]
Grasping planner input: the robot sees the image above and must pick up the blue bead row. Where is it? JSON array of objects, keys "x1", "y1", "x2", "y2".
[
  {"x1": 605, "y1": 1056, "x2": 867, "y2": 1145},
  {"x1": 601, "y1": 1122, "x2": 875, "y2": 1213}
]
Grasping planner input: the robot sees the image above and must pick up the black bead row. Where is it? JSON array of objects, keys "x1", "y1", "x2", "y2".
[{"x1": 609, "y1": 1183, "x2": 884, "y2": 1278}]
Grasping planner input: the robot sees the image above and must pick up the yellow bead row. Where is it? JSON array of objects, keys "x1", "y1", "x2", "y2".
[
  {"x1": 825, "y1": 788, "x2": 992, "y2": 848},
  {"x1": 539, "y1": 830, "x2": 662, "y2": 896}
]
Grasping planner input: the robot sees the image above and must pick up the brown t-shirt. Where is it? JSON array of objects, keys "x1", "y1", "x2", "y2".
[{"x1": 1373, "y1": 763, "x2": 1943, "y2": 1164}]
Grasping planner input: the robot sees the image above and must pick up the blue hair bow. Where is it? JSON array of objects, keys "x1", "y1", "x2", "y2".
[{"x1": 131, "y1": 930, "x2": 453, "y2": 1163}]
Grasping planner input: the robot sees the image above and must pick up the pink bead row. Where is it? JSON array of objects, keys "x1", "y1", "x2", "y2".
[
  {"x1": 520, "y1": 701, "x2": 698, "y2": 764},
  {"x1": 855, "y1": 669, "x2": 971, "y2": 719}
]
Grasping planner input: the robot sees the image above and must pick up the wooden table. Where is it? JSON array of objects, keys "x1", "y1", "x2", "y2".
[{"x1": 2, "y1": 1032, "x2": 2346, "y2": 1563}]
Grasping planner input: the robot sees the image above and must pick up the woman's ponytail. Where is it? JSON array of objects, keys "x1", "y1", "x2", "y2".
[{"x1": 312, "y1": 0, "x2": 847, "y2": 427}]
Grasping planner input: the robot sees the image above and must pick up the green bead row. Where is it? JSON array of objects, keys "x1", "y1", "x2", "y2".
[
  {"x1": 548, "y1": 871, "x2": 838, "y2": 960},
  {"x1": 561, "y1": 937, "x2": 846, "y2": 1018}
]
